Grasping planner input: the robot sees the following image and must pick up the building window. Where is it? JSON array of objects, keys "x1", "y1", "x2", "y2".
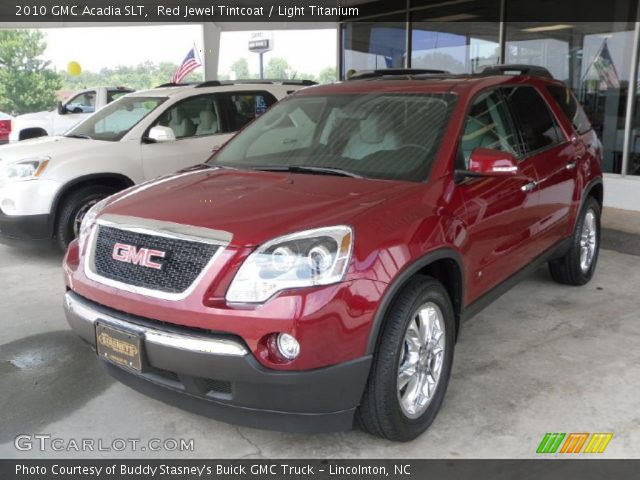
[
  {"x1": 341, "y1": 15, "x2": 407, "y2": 76},
  {"x1": 505, "y1": 21, "x2": 636, "y2": 174},
  {"x1": 410, "y1": 0, "x2": 501, "y2": 73}
]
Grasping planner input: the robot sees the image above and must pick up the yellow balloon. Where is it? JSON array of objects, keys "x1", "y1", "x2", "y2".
[{"x1": 67, "y1": 61, "x2": 82, "y2": 76}]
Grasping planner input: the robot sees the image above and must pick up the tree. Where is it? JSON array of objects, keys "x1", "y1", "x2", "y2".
[
  {"x1": 0, "y1": 30, "x2": 62, "y2": 115},
  {"x1": 60, "y1": 61, "x2": 203, "y2": 91},
  {"x1": 230, "y1": 57, "x2": 254, "y2": 80},
  {"x1": 265, "y1": 57, "x2": 291, "y2": 79},
  {"x1": 318, "y1": 66, "x2": 337, "y2": 84}
]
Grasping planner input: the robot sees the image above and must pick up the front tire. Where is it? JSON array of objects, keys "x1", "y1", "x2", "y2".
[
  {"x1": 357, "y1": 275, "x2": 456, "y2": 441},
  {"x1": 548, "y1": 196, "x2": 601, "y2": 285},
  {"x1": 55, "y1": 185, "x2": 117, "y2": 251}
]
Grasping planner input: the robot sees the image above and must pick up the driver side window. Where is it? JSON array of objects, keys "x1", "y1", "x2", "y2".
[
  {"x1": 458, "y1": 90, "x2": 520, "y2": 169},
  {"x1": 154, "y1": 95, "x2": 222, "y2": 140},
  {"x1": 65, "y1": 91, "x2": 97, "y2": 114}
]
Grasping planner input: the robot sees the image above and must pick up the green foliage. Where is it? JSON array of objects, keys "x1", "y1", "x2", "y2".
[
  {"x1": 61, "y1": 61, "x2": 204, "y2": 91},
  {"x1": 264, "y1": 57, "x2": 291, "y2": 79},
  {"x1": 318, "y1": 66, "x2": 337, "y2": 84},
  {"x1": 0, "y1": 30, "x2": 63, "y2": 115},
  {"x1": 229, "y1": 57, "x2": 257, "y2": 80}
]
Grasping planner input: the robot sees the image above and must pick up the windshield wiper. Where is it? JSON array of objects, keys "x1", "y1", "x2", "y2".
[
  {"x1": 252, "y1": 165, "x2": 362, "y2": 178},
  {"x1": 64, "y1": 133, "x2": 92, "y2": 140}
]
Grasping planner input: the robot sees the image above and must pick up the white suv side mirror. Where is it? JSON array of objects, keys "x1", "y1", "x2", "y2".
[{"x1": 147, "y1": 125, "x2": 176, "y2": 143}]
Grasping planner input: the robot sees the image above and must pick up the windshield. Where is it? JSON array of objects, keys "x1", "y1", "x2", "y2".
[
  {"x1": 209, "y1": 93, "x2": 456, "y2": 182},
  {"x1": 66, "y1": 96, "x2": 167, "y2": 142}
]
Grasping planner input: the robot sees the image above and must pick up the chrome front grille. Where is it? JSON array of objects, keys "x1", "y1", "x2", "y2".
[{"x1": 85, "y1": 215, "x2": 231, "y2": 300}]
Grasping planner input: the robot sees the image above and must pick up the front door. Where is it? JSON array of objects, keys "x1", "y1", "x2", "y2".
[
  {"x1": 141, "y1": 93, "x2": 234, "y2": 179},
  {"x1": 456, "y1": 89, "x2": 540, "y2": 301},
  {"x1": 54, "y1": 90, "x2": 96, "y2": 135}
]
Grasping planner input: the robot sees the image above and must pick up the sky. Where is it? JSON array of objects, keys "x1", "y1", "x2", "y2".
[{"x1": 40, "y1": 25, "x2": 336, "y2": 77}]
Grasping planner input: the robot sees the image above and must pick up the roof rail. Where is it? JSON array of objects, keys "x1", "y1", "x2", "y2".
[
  {"x1": 195, "y1": 80, "x2": 224, "y2": 88},
  {"x1": 347, "y1": 68, "x2": 450, "y2": 80},
  {"x1": 479, "y1": 64, "x2": 554, "y2": 79},
  {"x1": 155, "y1": 82, "x2": 197, "y2": 88},
  {"x1": 194, "y1": 79, "x2": 317, "y2": 88}
]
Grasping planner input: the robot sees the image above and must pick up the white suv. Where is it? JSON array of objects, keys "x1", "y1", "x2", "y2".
[{"x1": 0, "y1": 80, "x2": 314, "y2": 249}]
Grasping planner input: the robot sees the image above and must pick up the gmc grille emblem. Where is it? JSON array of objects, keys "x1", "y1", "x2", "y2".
[{"x1": 112, "y1": 243, "x2": 166, "y2": 270}]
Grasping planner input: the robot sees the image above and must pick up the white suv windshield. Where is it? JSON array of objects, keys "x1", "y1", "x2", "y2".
[
  {"x1": 66, "y1": 96, "x2": 167, "y2": 142},
  {"x1": 210, "y1": 93, "x2": 456, "y2": 182}
]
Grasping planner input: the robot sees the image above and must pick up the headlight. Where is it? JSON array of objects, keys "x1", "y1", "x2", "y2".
[
  {"x1": 0, "y1": 157, "x2": 50, "y2": 186},
  {"x1": 226, "y1": 226, "x2": 353, "y2": 303},
  {"x1": 77, "y1": 197, "x2": 110, "y2": 249}
]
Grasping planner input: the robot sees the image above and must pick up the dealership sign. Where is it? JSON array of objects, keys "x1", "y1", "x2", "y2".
[{"x1": 248, "y1": 32, "x2": 273, "y2": 54}]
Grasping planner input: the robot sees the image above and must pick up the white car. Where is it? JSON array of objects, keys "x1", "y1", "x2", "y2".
[
  {"x1": 0, "y1": 80, "x2": 314, "y2": 249},
  {"x1": 9, "y1": 87, "x2": 134, "y2": 142}
]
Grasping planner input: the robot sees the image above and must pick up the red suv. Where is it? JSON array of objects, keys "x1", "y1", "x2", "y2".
[{"x1": 63, "y1": 66, "x2": 603, "y2": 441}]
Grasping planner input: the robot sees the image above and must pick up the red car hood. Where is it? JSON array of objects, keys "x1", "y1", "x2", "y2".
[{"x1": 103, "y1": 167, "x2": 413, "y2": 247}]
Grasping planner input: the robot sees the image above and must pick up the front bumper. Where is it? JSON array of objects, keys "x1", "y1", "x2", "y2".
[
  {"x1": 0, "y1": 211, "x2": 51, "y2": 241},
  {"x1": 64, "y1": 290, "x2": 372, "y2": 433}
]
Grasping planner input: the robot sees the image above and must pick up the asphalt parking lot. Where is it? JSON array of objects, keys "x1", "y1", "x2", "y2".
[{"x1": 1, "y1": 221, "x2": 639, "y2": 459}]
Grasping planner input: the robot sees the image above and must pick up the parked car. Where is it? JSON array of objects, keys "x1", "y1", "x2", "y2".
[
  {"x1": 9, "y1": 87, "x2": 135, "y2": 142},
  {"x1": 0, "y1": 112, "x2": 12, "y2": 144},
  {"x1": 63, "y1": 66, "x2": 603, "y2": 441},
  {"x1": 0, "y1": 80, "x2": 313, "y2": 249}
]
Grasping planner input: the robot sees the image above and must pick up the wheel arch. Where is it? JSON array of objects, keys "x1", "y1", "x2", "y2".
[
  {"x1": 48, "y1": 173, "x2": 135, "y2": 236},
  {"x1": 366, "y1": 248, "x2": 465, "y2": 355},
  {"x1": 584, "y1": 177, "x2": 603, "y2": 210},
  {"x1": 18, "y1": 127, "x2": 48, "y2": 140}
]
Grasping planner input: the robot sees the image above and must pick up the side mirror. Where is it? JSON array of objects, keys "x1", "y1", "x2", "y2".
[
  {"x1": 463, "y1": 148, "x2": 519, "y2": 177},
  {"x1": 146, "y1": 126, "x2": 176, "y2": 143},
  {"x1": 57, "y1": 101, "x2": 67, "y2": 115},
  {"x1": 206, "y1": 144, "x2": 224, "y2": 163}
]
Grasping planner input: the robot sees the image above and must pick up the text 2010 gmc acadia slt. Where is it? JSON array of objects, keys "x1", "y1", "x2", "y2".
[{"x1": 63, "y1": 66, "x2": 603, "y2": 441}]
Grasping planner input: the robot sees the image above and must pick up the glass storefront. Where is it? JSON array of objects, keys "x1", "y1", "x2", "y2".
[
  {"x1": 342, "y1": 16, "x2": 406, "y2": 73},
  {"x1": 340, "y1": 2, "x2": 640, "y2": 177},
  {"x1": 505, "y1": 22, "x2": 635, "y2": 174}
]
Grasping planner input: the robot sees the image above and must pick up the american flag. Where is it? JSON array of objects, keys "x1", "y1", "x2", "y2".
[{"x1": 171, "y1": 47, "x2": 202, "y2": 84}]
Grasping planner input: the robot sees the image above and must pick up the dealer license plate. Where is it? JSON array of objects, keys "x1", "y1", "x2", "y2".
[{"x1": 95, "y1": 322, "x2": 143, "y2": 372}]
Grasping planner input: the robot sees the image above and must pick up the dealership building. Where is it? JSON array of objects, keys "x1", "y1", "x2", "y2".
[
  {"x1": 3, "y1": 0, "x2": 640, "y2": 210},
  {"x1": 336, "y1": 0, "x2": 640, "y2": 211}
]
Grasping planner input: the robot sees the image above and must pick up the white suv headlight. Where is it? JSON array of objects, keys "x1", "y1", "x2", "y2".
[
  {"x1": 77, "y1": 197, "x2": 110, "y2": 250},
  {"x1": 226, "y1": 226, "x2": 353, "y2": 304},
  {"x1": 0, "y1": 157, "x2": 50, "y2": 186}
]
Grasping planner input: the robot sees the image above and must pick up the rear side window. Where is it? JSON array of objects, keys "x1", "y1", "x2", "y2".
[
  {"x1": 223, "y1": 91, "x2": 277, "y2": 131},
  {"x1": 547, "y1": 85, "x2": 592, "y2": 134},
  {"x1": 503, "y1": 86, "x2": 564, "y2": 153}
]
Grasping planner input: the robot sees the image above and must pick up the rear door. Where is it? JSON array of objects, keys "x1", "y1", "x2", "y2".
[
  {"x1": 503, "y1": 85, "x2": 576, "y2": 253},
  {"x1": 456, "y1": 89, "x2": 541, "y2": 300}
]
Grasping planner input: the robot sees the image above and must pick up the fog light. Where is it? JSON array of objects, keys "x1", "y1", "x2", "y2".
[
  {"x1": 1, "y1": 198, "x2": 16, "y2": 214},
  {"x1": 276, "y1": 333, "x2": 300, "y2": 360}
]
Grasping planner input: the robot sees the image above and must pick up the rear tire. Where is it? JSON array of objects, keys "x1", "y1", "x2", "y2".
[
  {"x1": 548, "y1": 196, "x2": 601, "y2": 286},
  {"x1": 55, "y1": 185, "x2": 117, "y2": 251},
  {"x1": 357, "y1": 275, "x2": 455, "y2": 441}
]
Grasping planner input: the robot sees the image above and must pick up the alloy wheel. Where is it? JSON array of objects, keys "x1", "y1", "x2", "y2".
[{"x1": 397, "y1": 302, "x2": 446, "y2": 419}]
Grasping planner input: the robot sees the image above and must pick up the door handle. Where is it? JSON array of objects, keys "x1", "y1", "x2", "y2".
[
  {"x1": 521, "y1": 180, "x2": 537, "y2": 192},
  {"x1": 566, "y1": 161, "x2": 577, "y2": 170}
]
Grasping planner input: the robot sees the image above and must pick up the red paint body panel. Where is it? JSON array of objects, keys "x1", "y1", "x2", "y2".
[
  {"x1": 0, "y1": 118, "x2": 11, "y2": 142},
  {"x1": 64, "y1": 74, "x2": 603, "y2": 372}
]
